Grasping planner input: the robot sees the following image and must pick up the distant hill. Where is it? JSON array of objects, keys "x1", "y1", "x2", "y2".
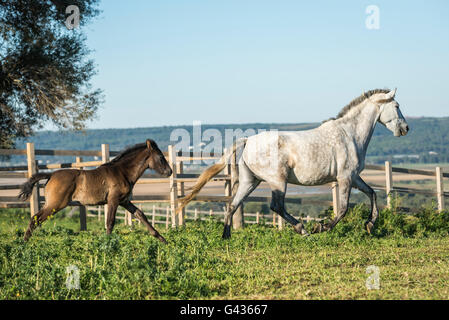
[{"x1": 4, "y1": 117, "x2": 449, "y2": 165}]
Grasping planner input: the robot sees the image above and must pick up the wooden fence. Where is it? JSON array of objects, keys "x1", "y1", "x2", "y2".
[
  {"x1": 1, "y1": 143, "x2": 449, "y2": 231},
  {"x1": 85, "y1": 205, "x2": 324, "y2": 229}
]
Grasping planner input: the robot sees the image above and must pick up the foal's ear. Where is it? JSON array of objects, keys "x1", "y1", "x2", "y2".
[{"x1": 146, "y1": 139, "x2": 153, "y2": 151}]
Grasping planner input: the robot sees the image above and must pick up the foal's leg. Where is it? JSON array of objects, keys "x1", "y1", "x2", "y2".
[
  {"x1": 24, "y1": 183, "x2": 74, "y2": 241},
  {"x1": 353, "y1": 175, "x2": 379, "y2": 234},
  {"x1": 269, "y1": 184, "x2": 309, "y2": 236},
  {"x1": 222, "y1": 162, "x2": 260, "y2": 239},
  {"x1": 105, "y1": 197, "x2": 119, "y2": 235},
  {"x1": 121, "y1": 201, "x2": 167, "y2": 244},
  {"x1": 24, "y1": 205, "x2": 66, "y2": 241}
]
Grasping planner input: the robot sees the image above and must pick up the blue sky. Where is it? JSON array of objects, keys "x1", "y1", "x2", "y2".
[{"x1": 81, "y1": 0, "x2": 449, "y2": 129}]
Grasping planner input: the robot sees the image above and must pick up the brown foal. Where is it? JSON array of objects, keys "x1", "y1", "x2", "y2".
[{"x1": 19, "y1": 139, "x2": 172, "y2": 243}]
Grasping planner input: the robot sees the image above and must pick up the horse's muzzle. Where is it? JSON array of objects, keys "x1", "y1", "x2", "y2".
[{"x1": 400, "y1": 124, "x2": 409, "y2": 136}]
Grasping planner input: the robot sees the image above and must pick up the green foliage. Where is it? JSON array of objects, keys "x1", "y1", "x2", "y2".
[{"x1": 2, "y1": 206, "x2": 449, "y2": 299}]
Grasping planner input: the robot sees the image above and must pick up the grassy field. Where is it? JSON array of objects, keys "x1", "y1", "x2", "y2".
[{"x1": 1, "y1": 205, "x2": 449, "y2": 300}]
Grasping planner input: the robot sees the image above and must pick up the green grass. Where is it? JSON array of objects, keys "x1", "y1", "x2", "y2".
[{"x1": 1, "y1": 205, "x2": 449, "y2": 300}]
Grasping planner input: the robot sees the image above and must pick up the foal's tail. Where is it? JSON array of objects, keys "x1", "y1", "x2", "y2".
[
  {"x1": 176, "y1": 138, "x2": 248, "y2": 214},
  {"x1": 18, "y1": 173, "x2": 52, "y2": 201}
]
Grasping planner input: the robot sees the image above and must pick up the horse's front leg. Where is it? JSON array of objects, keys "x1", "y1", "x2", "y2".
[
  {"x1": 353, "y1": 175, "x2": 379, "y2": 234},
  {"x1": 121, "y1": 201, "x2": 167, "y2": 243},
  {"x1": 105, "y1": 198, "x2": 119, "y2": 235},
  {"x1": 313, "y1": 178, "x2": 351, "y2": 233}
]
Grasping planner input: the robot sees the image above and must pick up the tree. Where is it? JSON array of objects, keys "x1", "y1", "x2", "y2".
[{"x1": 0, "y1": 0, "x2": 102, "y2": 149}]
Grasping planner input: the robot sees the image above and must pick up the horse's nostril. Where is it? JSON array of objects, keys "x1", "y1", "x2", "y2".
[{"x1": 406, "y1": 125, "x2": 409, "y2": 132}]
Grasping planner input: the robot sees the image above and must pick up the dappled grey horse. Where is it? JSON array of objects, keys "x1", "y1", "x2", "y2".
[{"x1": 177, "y1": 88, "x2": 409, "y2": 238}]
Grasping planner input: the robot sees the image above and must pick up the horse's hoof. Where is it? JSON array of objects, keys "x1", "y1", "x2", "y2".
[
  {"x1": 365, "y1": 221, "x2": 374, "y2": 234},
  {"x1": 23, "y1": 231, "x2": 31, "y2": 242},
  {"x1": 294, "y1": 223, "x2": 309, "y2": 236},
  {"x1": 222, "y1": 233, "x2": 231, "y2": 240},
  {"x1": 222, "y1": 225, "x2": 231, "y2": 239},
  {"x1": 311, "y1": 223, "x2": 321, "y2": 234},
  {"x1": 312, "y1": 222, "x2": 332, "y2": 234}
]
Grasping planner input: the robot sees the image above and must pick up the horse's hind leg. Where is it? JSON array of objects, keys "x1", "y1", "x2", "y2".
[
  {"x1": 24, "y1": 177, "x2": 75, "y2": 241},
  {"x1": 270, "y1": 185, "x2": 309, "y2": 236},
  {"x1": 24, "y1": 201, "x2": 69, "y2": 241},
  {"x1": 121, "y1": 201, "x2": 167, "y2": 244},
  {"x1": 222, "y1": 162, "x2": 260, "y2": 239}
]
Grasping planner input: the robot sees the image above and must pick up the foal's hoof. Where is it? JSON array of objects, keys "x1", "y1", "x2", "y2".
[
  {"x1": 365, "y1": 221, "x2": 374, "y2": 234},
  {"x1": 23, "y1": 231, "x2": 31, "y2": 242},
  {"x1": 158, "y1": 236, "x2": 168, "y2": 244}
]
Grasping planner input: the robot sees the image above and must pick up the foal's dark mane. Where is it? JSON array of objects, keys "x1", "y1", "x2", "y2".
[
  {"x1": 101, "y1": 143, "x2": 148, "y2": 167},
  {"x1": 322, "y1": 88, "x2": 390, "y2": 124}
]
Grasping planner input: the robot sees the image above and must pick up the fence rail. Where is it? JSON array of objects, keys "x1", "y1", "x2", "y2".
[
  {"x1": 1, "y1": 143, "x2": 448, "y2": 231},
  {"x1": 84, "y1": 205, "x2": 324, "y2": 228}
]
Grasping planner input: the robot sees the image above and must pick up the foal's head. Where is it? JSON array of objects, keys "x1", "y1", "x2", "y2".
[
  {"x1": 145, "y1": 139, "x2": 173, "y2": 177},
  {"x1": 372, "y1": 88, "x2": 409, "y2": 137}
]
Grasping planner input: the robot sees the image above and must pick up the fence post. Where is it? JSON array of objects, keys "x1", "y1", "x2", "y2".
[
  {"x1": 332, "y1": 182, "x2": 340, "y2": 218},
  {"x1": 76, "y1": 157, "x2": 87, "y2": 231},
  {"x1": 126, "y1": 209, "x2": 133, "y2": 227},
  {"x1": 97, "y1": 206, "x2": 101, "y2": 221},
  {"x1": 101, "y1": 144, "x2": 110, "y2": 228},
  {"x1": 272, "y1": 212, "x2": 276, "y2": 227},
  {"x1": 277, "y1": 215, "x2": 284, "y2": 230},
  {"x1": 256, "y1": 211, "x2": 260, "y2": 224},
  {"x1": 385, "y1": 161, "x2": 393, "y2": 209},
  {"x1": 177, "y1": 160, "x2": 185, "y2": 226},
  {"x1": 152, "y1": 205, "x2": 156, "y2": 227},
  {"x1": 165, "y1": 206, "x2": 170, "y2": 229},
  {"x1": 436, "y1": 167, "x2": 445, "y2": 212},
  {"x1": 26, "y1": 143, "x2": 39, "y2": 217},
  {"x1": 231, "y1": 149, "x2": 244, "y2": 229},
  {"x1": 168, "y1": 145, "x2": 178, "y2": 228},
  {"x1": 194, "y1": 208, "x2": 199, "y2": 221}
]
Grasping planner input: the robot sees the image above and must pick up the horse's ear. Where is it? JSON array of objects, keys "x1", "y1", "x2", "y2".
[
  {"x1": 146, "y1": 139, "x2": 153, "y2": 151},
  {"x1": 386, "y1": 88, "x2": 397, "y2": 99}
]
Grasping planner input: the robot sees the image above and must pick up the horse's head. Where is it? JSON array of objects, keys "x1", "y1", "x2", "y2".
[
  {"x1": 375, "y1": 88, "x2": 409, "y2": 137},
  {"x1": 145, "y1": 139, "x2": 173, "y2": 177}
]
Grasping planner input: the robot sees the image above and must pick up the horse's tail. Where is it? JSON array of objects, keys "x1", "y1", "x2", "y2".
[
  {"x1": 176, "y1": 138, "x2": 247, "y2": 214},
  {"x1": 18, "y1": 173, "x2": 52, "y2": 201}
]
